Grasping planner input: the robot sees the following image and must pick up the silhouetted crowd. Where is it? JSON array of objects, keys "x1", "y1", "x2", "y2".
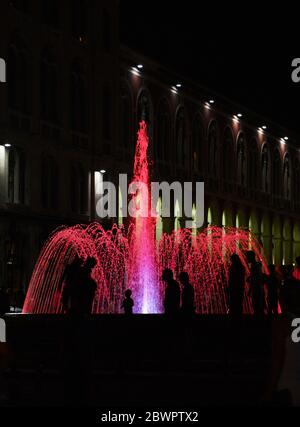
[
  {"x1": 228, "y1": 252, "x2": 300, "y2": 317},
  {"x1": 1, "y1": 252, "x2": 300, "y2": 318},
  {"x1": 119, "y1": 253, "x2": 300, "y2": 317},
  {"x1": 60, "y1": 257, "x2": 196, "y2": 317}
]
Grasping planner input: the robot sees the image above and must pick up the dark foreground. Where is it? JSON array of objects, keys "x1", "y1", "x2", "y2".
[{"x1": 1, "y1": 315, "x2": 273, "y2": 407}]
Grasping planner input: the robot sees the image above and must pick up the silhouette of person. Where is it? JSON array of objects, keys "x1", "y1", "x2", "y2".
[
  {"x1": 121, "y1": 289, "x2": 134, "y2": 314},
  {"x1": 61, "y1": 257, "x2": 97, "y2": 406},
  {"x1": 179, "y1": 272, "x2": 195, "y2": 315},
  {"x1": 62, "y1": 256, "x2": 97, "y2": 316},
  {"x1": 265, "y1": 265, "x2": 280, "y2": 315},
  {"x1": 246, "y1": 250, "x2": 265, "y2": 316},
  {"x1": 162, "y1": 268, "x2": 180, "y2": 315},
  {"x1": 61, "y1": 256, "x2": 82, "y2": 314},
  {"x1": 79, "y1": 257, "x2": 97, "y2": 315},
  {"x1": 293, "y1": 256, "x2": 300, "y2": 281},
  {"x1": 228, "y1": 254, "x2": 245, "y2": 317}
]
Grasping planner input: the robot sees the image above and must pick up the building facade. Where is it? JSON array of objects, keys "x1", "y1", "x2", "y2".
[
  {"x1": 120, "y1": 48, "x2": 300, "y2": 268},
  {"x1": 0, "y1": 1, "x2": 299, "y2": 299},
  {"x1": 0, "y1": 0, "x2": 119, "y2": 299}
]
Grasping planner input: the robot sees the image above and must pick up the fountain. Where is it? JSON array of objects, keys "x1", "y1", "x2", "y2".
[{"x1": 23, "y1": 122, "x2": 268, "y2": 314}]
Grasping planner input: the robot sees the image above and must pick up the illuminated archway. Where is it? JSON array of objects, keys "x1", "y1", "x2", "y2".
[
  {"x1": 261, "y1": 213, "x2": 272, "y2": 264},
  {"x1": 272, "y1": 216, "x2": 282, "y2": 265},
  {"x1": 293, "y1": 222, "x2": 300, "y2": 262},
  {"x1": 283, "y1": 219, "x2": 293, "y2": 265}
]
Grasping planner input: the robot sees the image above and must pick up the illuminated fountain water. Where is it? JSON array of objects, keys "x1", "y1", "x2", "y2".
[
  {"x1": 126, "y1": 121, "x2": 158, "y2": 313},
  {"x1": 23, "y1": 122, "x2": 268, "y2": 314}
]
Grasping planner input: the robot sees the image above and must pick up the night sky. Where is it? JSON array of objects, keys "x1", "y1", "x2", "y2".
[{"x1": 120, "y1": 3, "x2": 300, "y2": 135}]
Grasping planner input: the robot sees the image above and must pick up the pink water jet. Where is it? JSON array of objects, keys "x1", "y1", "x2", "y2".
[{"x1": 23, "y1": 122, "x2": 268, "y2": 314}]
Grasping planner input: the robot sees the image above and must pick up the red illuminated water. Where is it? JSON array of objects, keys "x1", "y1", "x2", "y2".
[
  {"x1": 23, "y1": 122, "x2": 268, "y2": 314},
  {"x1": 127, "y1": 121, "x2": 158, "y2": 313}
]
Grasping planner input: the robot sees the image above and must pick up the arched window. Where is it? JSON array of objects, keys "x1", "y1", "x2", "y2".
[
  {"x1": 192, "y1": 116, "x2": 203, "y2": 172},
  {"x1": 7, "y1": 34, "x2": 31, "y2": 113},
  {"x1": 157, "y1": 99, "x2": 170, "y2": 162},
  {"x1": 283, "y1": 154, "x2": 291, "y2": 200},
  {"x1": 223, "y1": 128, "x2": 234, "y2": 182},
  {"x1": 137, "y1": 91, "x2": 151, "y2": 124},
  {"x1": 137, "y1": 90, "x2": 153, "y2": 141},
  {"x1": 40, "y1": 47, "x2": 59, "y2": 123},
  {"x1": 8, "y1": 148, "x2": 26, "y2": 204},
  {"x1": 175, "y1": 107, "x2": 185, "y2": 167},
  {"x1": 207, "y1": 208, "x2": 213, "y2": 226},
  {"x1": 70, "y1": 61, "x2": 88, "y2": 132},
  {"x1": 248, "y1": 140, "x2": 258, "y2": 190},
  {"x1": 71, "y1": 0, "x2": 87, "y2": 41},
  {"x1": 71, "y1": 164, "x2": 87, "y2": 214},
  {"x1": 41, "y1": 156, "x2": 59, "y2": 209},
  {"x1": 119, "y1": 85, "x2": 132, "y2": 148},
  {"x1": 208, "y1": 121, "x2": 218, "y2": 176},
  {"x1": 237, "y1": 134, "x2": 247, "y2": 186},
  {"x1": 261, "y1": 144, "x2": 270, "y2": 193},
  {"x1": 272, "y1": 149, "x2": 281, "y2": 197}
]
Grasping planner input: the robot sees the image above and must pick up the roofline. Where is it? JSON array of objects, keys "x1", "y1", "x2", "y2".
[{"x1": 121, "y1": 45, "x2": 300, "y2": 150}]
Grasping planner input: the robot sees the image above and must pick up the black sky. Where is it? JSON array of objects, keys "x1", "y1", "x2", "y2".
[{"x1": 120, "y1": 2, "x2": 300, "y2": 134}]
